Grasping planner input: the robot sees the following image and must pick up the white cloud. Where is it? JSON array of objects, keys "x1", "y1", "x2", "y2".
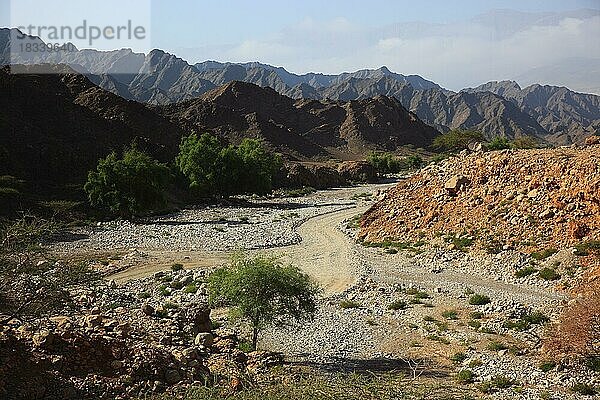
[{"x1": 188, "y1": 10, "x2": 600, "y2": 91}]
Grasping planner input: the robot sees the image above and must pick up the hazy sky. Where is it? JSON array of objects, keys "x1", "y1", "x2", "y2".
[{"x1": 2, "y1": 0, "x2": 600, "y2": 90}]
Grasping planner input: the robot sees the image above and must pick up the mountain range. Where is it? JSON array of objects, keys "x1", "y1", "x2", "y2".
[
  {"x1": 1, "y1": 27, "x2": 599, "y2": 150},
  {"x1": 0, "y1": 64, "x2": 438, "y2": 185}
]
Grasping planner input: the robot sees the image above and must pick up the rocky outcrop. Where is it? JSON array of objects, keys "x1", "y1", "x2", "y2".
[
  {"x1": 0, "y1": 65, "x2": 185, "y2": 185},
  {"x1": 0, "y1": 267, "x2": 282, "y2": 399},
  {"x1": 159, "y1": 81, "x2": 440, "y2": 159},
  {"x1": 360, "y1": 146, "x2": 600, "y2": 256}
]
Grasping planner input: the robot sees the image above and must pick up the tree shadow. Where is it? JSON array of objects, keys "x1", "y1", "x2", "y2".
[
  {"x1": 286, "y1": 355, "x2": 449, "y2": 379},
  {"x1": 49, "y1": 231, "x2": 89, "y2": 243}
]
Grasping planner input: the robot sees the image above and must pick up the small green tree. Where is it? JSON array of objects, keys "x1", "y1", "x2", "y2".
[
  {"x1": 432, "y1": 129, "x2": 484, "y2": 152},
  {"x1": 84, "y1": 147, "x2": 171, "y2": 218},
  {"x1": 367, "y1": 152, "x2": 402, "y2": 174},
  {"x1": 487, "y1": 136, "x2": 512, "y2": 150},
  {"x1": 176, "y1": 133, "x2": 282, "y2": 198},
  {"x1": 176, "y1": 133, "x2": 223, "y2": 196},
  {"x1": 404, "y1": 155, "x2": 424, "y2": 170},
  {"x1": 236, "y1": 139, "x2": 282, "y2": 195},
  {"x1": 208, "y1": 255, "x2": 321, "y2": 350}
]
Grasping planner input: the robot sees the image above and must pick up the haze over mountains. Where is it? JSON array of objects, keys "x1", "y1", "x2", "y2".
[{"x1": 1, "y1": 24, "x2": 599, "y2": 156}]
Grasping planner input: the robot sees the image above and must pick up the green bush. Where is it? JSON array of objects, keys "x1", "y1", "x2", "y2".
[
  {"x1": 571, "y1": 383, "x2": 597, "y2": 396},
  {"x1": 171, "y1": 263, "x2": 184, "y2": 272},
  {"x1": 487, "y1": 341, "x2": 508, "y2": 351},
  {"x1": 84, "y1": 147, "x2": 171, "y2": 218},
  {"x1": 366, "y1": 152, "x2": 402, "y2": 174},
  {"x1": 451, "y1": 352, "x2": 467, "y2": 364},
  {"x1": 531, "y1": 248, "x2": 557, "y2": 260},
  {"x1": 487, "y1": 137, "x2": 512, "y2": 150},
  {"x1": 456, "y1": 369, "x2": 474, "y2": 384},
  {"x1": 469, "y1": 294, "x2": 491, "y2": 305},
  {"x1": 208, "y1": 255, "x2": 321, "y2": 349},
  {"x1": 176, "y1": 133, "x2": 282, "y2": 198},
  {"x1": 503, "y1": 311, "x2": 549, "y2": 331},
  {"x1": 515, "y1": 266, "x2": 538, "y2": 278},
  {"x1": 339, "y1": 300, "x2": 361, "y2": 309},
  {"x1": 538, "y1": 267, "x2": 560, "y2": 281},
  {"x1": 574, "y1": 241, "x2": 600, "y2": 256},
  {"x1": 442, "y1": 310, "x2": 459, "y2": 320},
  {"x1": 388, "y1": 300, "x2": 408, "y2": 311},
  {"x1": 539, "y1": 361, "x2": 556, "y2": 372},
  {"x1": 432, "y1": 129, "x2": 484, "y2": 152},
  {"x1": 404, "y1": 155, "x2": 424, "y2": 170}
]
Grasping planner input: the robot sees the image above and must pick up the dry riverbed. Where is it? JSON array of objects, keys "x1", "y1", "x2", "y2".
[{"x1": 50, "y1": 183, "x2": 598, "y2": 399}]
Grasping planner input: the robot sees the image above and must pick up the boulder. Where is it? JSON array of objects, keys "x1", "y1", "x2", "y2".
[
  {"x1": 283, "y1": 162, "x2": 347, "y2": 189},
  {"x1": 141, "y1": 303, "x2": 155, "y2": 316},
  {"x1": 444, "y1": 175, "x2": 470, "y2": 194},
  {"x1": 337, "y1": 161, "x2": 377, "y2": 183},
  {"x1": 584, "y1": 135, "x2": 600, "y2": 146},
  {"x1": 194, "y1": 332, "x2": 214, "y2": 347}
]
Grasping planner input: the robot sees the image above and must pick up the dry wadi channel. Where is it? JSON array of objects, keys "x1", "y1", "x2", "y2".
[{"x1": 51, "y1": 183, "x2": 593, "y2": 398}]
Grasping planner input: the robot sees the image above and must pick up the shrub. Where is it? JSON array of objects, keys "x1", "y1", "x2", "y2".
[
  {"x1": 171, "y1": 263, "x2": 184, "y2": 272},
  {"x1": 85, "y1": 147, "x2": 171, "y2": 218},
  {"x1": 487, "y1": 137, "x2": 512, "y2": 150},
  {"x1": 184, "y1": 283, "x2": 198, "y2": 294},
  {"x1": 491, "y1": 375, "x2": 515, "y2": 389},
  {"x1": 208, "y1": 255, "x2": 321, "y2": 349},
  {"x1": 456, "y1": 369, "x2": 474, "y2": 384},
  {"x1": 469, "y1": 294, "x2": 491, "y2": 305},
  {"x1": 413, "y1": 291, "x2": 431, "y2": 300},
  {"x1": 404, "y1": 155, "x2": 424, "y2": 170},
  {"x1": 531, "y1": 248, "x2": 557, "y2": 260},
  {"x1": 504, "y1": 311, "x2": 549, "y2": 331},
  {"x1": 339, "y1": 300, "x2": 361, "y2": 309},
  {"x1": 571, "y1": 383, "x2": 597, "y2": 396},
  {"x1": 539, "y1": 361, "x2": 556, "y2": 372},
  {"x1": 470, "y1": 311, "x2": 484, "y2": 319},
  {"x1": 451, "y1": 352, "x2": 468, "y2": 364},
  {"x1": 388, "y1": 300, "x2": 408, "y2": 311},
  {"x1": 586, "y1": 357, "x2": 600, "y2": 372},
  {"x1": 442, "y1": 310, "x2": 459, "y2": 320},
  {"x1": 538, "y1": 267, "x2": 560, "y2": 281},
  {"x1": 515, "y1": 266, "x2": 538, "y2": 278},
  {"x1": 366, "y1": 152, "x2": 402, "y2": 174},
  {"x1": 487, "y1": 341, "x2": 508, "y2": 351},
  {"x1": 574, "y1": 241, "x2": 600, "y2": 256},
  {"x1": 432, "y1": 129, "x2": 484, "y2": 152},
  {"x1": 468, "y1": 320, "x2": 481, "y2": 330}
]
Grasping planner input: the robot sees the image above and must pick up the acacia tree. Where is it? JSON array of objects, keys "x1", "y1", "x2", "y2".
[
  {"x1": 207, "y1": 255, "x2": 321, "y2": 349},
  {"x1": 176, "y1": 133, "x2": 282, "y2": 198},
  {"x1": 84, "y1": 147, "x2": 171, "y2": 218},
  {"x1": 432, "y1": 129, "x2": 484, "y2": 152}
]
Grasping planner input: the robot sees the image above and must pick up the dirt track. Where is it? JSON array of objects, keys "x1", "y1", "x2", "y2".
[{"x1": 105, "y1": 184, "x2": 563, "y2": 308}]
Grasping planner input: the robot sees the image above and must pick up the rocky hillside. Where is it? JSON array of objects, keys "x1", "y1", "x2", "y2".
[
  {"x1": 464, "y1": 81, "x2": 600, "y2": 144},
  {"x1": 359, "y1": 145, "x2": 600, "y2": 261},
  {"x1": 158, "y1": 81, "x2": 440, "y2": 160},
  {"x1": 0, "y1": 67, "x2": 438, "y2": 189},
  {"x1": 0, "y1": 65, "x2": 184, "y2": 185}
]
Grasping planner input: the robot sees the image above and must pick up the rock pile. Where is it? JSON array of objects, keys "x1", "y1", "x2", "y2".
[
  {"x1": 360, "y1": 147, "x2": 599, "y2": 264},
  {"x1": 0, "y1": 268, "x2": 280, "y2": 399}
]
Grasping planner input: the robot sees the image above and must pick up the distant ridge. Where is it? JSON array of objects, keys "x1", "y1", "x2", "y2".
[{"x1": 1, "y1": 28, "x2": 598, "y2": 145}]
